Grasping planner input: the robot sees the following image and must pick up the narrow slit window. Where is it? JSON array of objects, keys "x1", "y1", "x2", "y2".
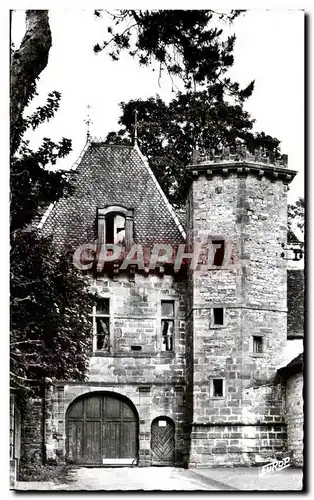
[
  {"x1": 213, "y1": 240, "x2": 225, "y2": 266},
  {"x1": 213, "y1": 308, "x2": 224, "y2": 326},
  {"x1": 253, "y1": 336, "x2": 263, "y2": 353},
  {"x1": 161, "y1": 300, "x2": 174, "y2": 352},
  {"x1": 213, "y1": 379, "x2": 223, "y2": 398}
]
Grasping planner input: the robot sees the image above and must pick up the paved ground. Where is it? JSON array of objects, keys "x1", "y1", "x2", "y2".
[
  {"x1": 15, "y1": 466, "x2": 303, "y2": 491},
  {"x1": 15, "y1": 467, "x2": 220, "y2": 491},
  {"x1": 191, "y1": 466, "x2": 303, "y2": 491}
]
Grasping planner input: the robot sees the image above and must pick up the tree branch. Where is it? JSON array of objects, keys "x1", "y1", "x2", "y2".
[
  {"x1": 10, "y1": 340, "x2": 42, "y2": 346},
  {"x1": 10, "y1": 371, "x2": 39, "y2": 382}
]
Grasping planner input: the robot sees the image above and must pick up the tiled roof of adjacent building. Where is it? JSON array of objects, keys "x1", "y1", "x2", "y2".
[
  {"x1": 40, "y1": 141, "x2": 185, "y2": 247},
  {"x1": 277, "y1": 352, "x2": 303, "y2": 378},
  {"x1": 287, "y1": 269, "x2": 304, "y2": 339},
  {"x1": 287, "y1": 229, "x2": 302, "y2": 245}
]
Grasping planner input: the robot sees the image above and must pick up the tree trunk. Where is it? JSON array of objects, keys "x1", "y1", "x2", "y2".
[{"x1": 10, "y1": 10, "x2": 52, "y2": 155}]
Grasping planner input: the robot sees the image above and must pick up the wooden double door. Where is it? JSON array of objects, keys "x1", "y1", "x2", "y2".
[{"x1": 66, "y1": 393, "x2": 138, "y2": 465}]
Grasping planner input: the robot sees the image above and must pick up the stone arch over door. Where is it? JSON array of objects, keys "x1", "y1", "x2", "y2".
[
  {"x1": 66, "y1": 391, "x2": 139, "y2": 466},
  {"x1": 151, "y1": 416, "x2": 175, "y2": 466}
]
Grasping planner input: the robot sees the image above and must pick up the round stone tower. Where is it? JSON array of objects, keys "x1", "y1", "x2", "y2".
[{"x1": 185, "y1": 147, "x2": 297, "y2": 467}]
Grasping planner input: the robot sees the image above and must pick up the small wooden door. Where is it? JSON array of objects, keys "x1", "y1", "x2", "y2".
[
  {"x1": 66, "y1": 393, "x2": 138, "y2": 465},
  {"x1": 151, "y1": 417, "x2": 175, "y2": 466}
]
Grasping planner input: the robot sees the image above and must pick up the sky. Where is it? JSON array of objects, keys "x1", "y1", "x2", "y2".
[{"x1": 11, "y1": 9, "x2": 304, "y2": 202}]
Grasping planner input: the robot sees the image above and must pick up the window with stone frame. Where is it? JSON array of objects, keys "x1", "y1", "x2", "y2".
[
  {"x1": 92, "y1": 297, "x2": 110, "y2": 352},
  {"x1": 161, "y1": 300, "x2": 175, "y2": 352},
  {"x1": 213, "y1": 307, "x2": 224, "y2": 326},
  {"x1": 213, "y1": 240, "x2": 225, "y2": 266},
  {"x1": 253, "y1": 335, "x2": 263, "y2": 353},
  {"x1": 210, "y1": 378, "x2": 225, "y2": 399}
]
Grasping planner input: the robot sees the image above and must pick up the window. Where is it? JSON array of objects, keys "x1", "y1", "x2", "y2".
[
  {"x1": 213, "y1": 240, "x2": 225, "y2": 266},
  {"x1": 97, "y1": 206, "x2": 134, "y2": 249},
  {"x1": 213, "y1": 379, "x2": 223, "y2": 397},
  {"x1": 253, "y1": 336, "x2": 263, "y2": 353},
  {"x1": 105, "y1": 213, "x2": 126, "y2": 244},
  {"x1": 92, "y1": 298, "x2": 110, "y2": 351},
  {"x1": 210, "y1": 378, "x2": 225, "y2": 398},
  {"x1": 213, "y1": 308, "x2": 224, "y2": 326},
  {"x1": 131, "y1": 345, "x2": 142, "y2": 351},
  {"x1": 161, "y1": 300, "x2": 174, "y2": 351}
]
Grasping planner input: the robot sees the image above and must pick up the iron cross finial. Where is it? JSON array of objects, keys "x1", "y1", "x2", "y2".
[{"x1": 84, "y1": 104, "x2": 93, "y2": 140}]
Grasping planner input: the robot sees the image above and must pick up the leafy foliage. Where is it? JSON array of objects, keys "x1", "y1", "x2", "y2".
[
  {"x1": 19, "y1": 459, "x2": 75, "y2": 482},
  {"x1": 10, "y1": 87, "x2": 93, "y2": 391},
  {"x1": 10, "y1": 232, "x2": 94, "y2": 388},
  {"x1": 106, "y1": 91, "x2": 281, "y2": 206},
  {"x1": 94, "y1": 10, "x2": 247, "y2": 91},
  {"x1": 288, "y1": 197, "x2": 304, "y2": 238}
]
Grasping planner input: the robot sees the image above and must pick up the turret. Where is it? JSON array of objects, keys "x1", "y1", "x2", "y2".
[{"x1": 186, "y1": 145, "x2": 297, "y2": 466}]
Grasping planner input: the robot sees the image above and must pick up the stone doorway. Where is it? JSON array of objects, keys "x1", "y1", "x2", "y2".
[
  {"x1": 66, "y1": 392, "x2": 138, "y2": 466},
  {"x1": 151, "y1": 417, "x2": 175, "y2": 466}
]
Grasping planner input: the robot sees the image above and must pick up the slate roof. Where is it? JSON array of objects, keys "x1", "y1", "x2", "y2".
[
  {"x1": 277, "y1": 353, "x2": 303, "y2": 378},
  {"x1": 287, "y1": 269, "x2": 305, "y2": 339},
  {"x1": 287, "y1": 229, "x2": 302, "y2": 245},
  {"x1": 40, "y1": 142, "x2": 185, "y2": 248}
]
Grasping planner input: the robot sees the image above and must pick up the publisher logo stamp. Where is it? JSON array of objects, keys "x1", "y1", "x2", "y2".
[{"x1": 259, "y1": 457, "x2": 291, "y2": 476}]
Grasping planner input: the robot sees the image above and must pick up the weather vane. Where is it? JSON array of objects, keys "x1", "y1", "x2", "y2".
[{"x1": 84, "y1": 104, "x2": 93, "y2": 139}]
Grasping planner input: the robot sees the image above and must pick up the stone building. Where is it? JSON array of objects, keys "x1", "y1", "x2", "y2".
[
  {"x1": 277, "y1": 353, "x2": 304, "y2": 467},
  {"x1": 19, "y1": 139, "x2": 303, "y2": 469}
]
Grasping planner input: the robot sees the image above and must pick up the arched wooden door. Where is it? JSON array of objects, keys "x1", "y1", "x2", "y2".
[
  {"x1": 151, "y1": 417, "x2": 175, "y2": 466},
  {"x1": 66, "y1": 392, "x2": 138, "y2": 466}
]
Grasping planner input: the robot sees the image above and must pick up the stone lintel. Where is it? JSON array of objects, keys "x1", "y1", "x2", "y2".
[{"x1": 138, "y1": 385, "x2": 151, "y2": 393}]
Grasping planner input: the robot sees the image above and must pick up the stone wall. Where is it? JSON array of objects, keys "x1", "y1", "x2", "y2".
[
  {"x1": 285, "y1": 372, "x2": 303, "y2": 466},
  {"x1": 10, "y1": 395, "x2": 21, "y2": 486},
  {"x1": 20, "y1": 396, "x2": 44, "y2": 464},
  {"x1": 44, "y1": 272, "x2": 189, "y2": 466},
  {"x1": 90, "y1": 273, "x2": 186, "y2": 357},
  {"x1": 188, "y1": 423, "x2": 287, "y2": 467}
]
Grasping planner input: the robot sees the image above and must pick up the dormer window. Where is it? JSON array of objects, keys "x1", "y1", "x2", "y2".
[{"x1": 97, "y1": 206, "x2": 134, "y2": 249}]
